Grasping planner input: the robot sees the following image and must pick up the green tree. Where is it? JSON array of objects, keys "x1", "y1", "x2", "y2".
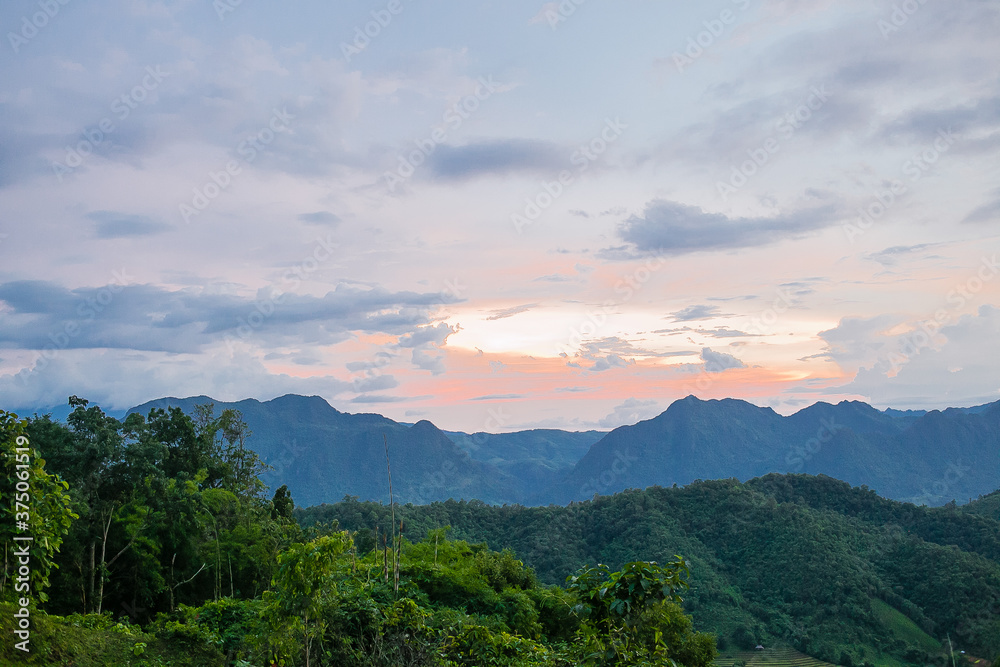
[
  {"x1": 0, "y1": 410, "x2": 76, "y2": 605},
  {"x1": 272, "y1": 484, "x2": 295, "y2": 522},
  {"x1": 264, "y1": 532, "x2": 353, "y2": 667},
  {"x1": 566, "y1": 558, "x2": 717, "y2": 666}
]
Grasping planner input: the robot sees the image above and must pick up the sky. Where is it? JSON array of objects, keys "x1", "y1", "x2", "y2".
[{"x1": 0, "y1": 0, "x2": 998, "y2": 433}]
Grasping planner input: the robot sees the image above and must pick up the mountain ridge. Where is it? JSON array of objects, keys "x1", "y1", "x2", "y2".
[{"x1": 19, "y1": 393, "x2": 1000, "y2": 509}]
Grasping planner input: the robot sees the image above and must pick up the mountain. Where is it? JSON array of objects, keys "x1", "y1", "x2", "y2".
[
  {"x1": 298, "y1": 474, "x2": 1000, "y2": 663},
  {"x1": 443, "y1": 428, "x2": 604, "y2": 490},
  {"x1": 114, "y1": 393, "x2": 1000, "y2": 508},
  {"x1": 127, "y1": 394, "x2": 524, "y2": 508},
  {"x1": 544, "y1": 395, "x2": 1000, "y2": 506}
]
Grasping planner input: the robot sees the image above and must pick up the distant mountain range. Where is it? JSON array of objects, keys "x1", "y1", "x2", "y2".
[{"x1": 19, "y1": 394, "x2": 1000, "y2": 509}]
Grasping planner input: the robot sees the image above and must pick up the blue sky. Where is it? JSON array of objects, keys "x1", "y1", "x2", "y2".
[{"x1": 1, "y1": 0, "x2": 998, "y2": 431}]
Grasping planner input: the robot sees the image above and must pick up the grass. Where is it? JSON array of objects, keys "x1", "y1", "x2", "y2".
[
  {"x1": 714, "y1": 647, "x2": 838, "y2": 667},
  {"x1": 871, "y1": 599, "x2": 941, "y2": 653}
]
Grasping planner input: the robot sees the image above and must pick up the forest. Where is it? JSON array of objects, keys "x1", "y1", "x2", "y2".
[
  {"x1": 2, "y1": 398, "x2": 999, "y2": 667},
  {"x1": 1, "y1": 400, "x2": 714, "y2": 666}
]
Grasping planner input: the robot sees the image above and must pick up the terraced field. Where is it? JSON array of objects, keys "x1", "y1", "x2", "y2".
[
  {"x1": 871, "y1": 598, "x2": 941, "y2": 653},
  {"x1": 714, "y1": 647, "x2": 839, "y2": 667}
]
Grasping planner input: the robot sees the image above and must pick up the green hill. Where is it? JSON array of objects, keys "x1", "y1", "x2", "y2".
[
  {"x1": 963, "y1": 489, "x2": 1000, "y2": 521},
  {"x1": 299, "y1": 474, "x2": 1000, "y2": 665}
]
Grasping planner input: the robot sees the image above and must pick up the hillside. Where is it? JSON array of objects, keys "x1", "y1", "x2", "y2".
[
  {"x1": 964, "y1": 489, "x2": 1000, "y2": 521},
  {"x1": 545, "y1": 396, "x2": 1000, "y2": 505},
  {"x1": 128, "y1": 395, "x2": 521, "y2": 508},
  {"x1": 443, "y1": 428, "x2": 604, "y2": 489},
  {"x1": 298, "y1": 474, "x2": 1000, "y2": 665}
]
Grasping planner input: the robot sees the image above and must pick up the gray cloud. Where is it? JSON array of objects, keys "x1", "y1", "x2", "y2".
[
  {"x1": 350, "y1": 394, "x2": 408, "y2": 403},
  {"x1": 427, "y1": 139, "x2": 564, "y2": 179},
  {"x1": 0, "y1": 280, "x2": 459, "y2": 354},
  {"x1": 411, "y1": 347, "x2": 447, "y2": 375},
  {"x1": 615, "y1": 200, "x2": 838, "y2": 256},
  {"x1": 486, "y1": 304, "x2": 537, "y2": 321},
  {"x1": 398, "y1": 322, "x2": 456, "y2": 348},
  {"x1": 701, "y1": 347, "x2": 746, "y2": 373},
  {"x1": 963, "y1": 188, "x2": 1000, "y2": 224},
  {"x1": 670, "y1": 304, "x2": 723, "y2": 322},
  {"x1": 298, "y1": 211, "x2": 340, "y2": 226},
  {"x1": 863, "y1": 244, "x2": 941, "y2": 267},
  {"x1": 87, "y1": 211, "x2": 171, "y2": 239},
  {"x1": 470, "y1": 393, "x2": 523, "y2": 401},
  {"x1": 878, "y1": 97, "x2": 1000, "y2": 150}
]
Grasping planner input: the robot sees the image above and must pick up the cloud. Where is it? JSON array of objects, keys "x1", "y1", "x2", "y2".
[
  {"x1": 599, "y1": 398, "x2": 662, "y2": 428},
  {"x1": 963, "y1": 188, "x2": 1000, "y2": 223},
  {"x1": 688, "y1": 327, "x2": 755, "y2": 338},
  {"x1": 298, "y1": 211, "x2": 340, "y2": 226},
  {"x1": 352, "y1": 374, "x2": 398, "y2": 393},
  {"x1": 832, "y1": 306, "x2": 1000, "y2": 409},
  {"x1": 486, "y1": 304, "x2": 537, "y2": 321},
  {"x1": 670, "y1": 304, "x2": 723, "y2": 322},
  {"x1": 878, "y1": 97, "x2": 1000, "y2": 150},
  {"x1": 411, "y1": 347, "x2": 447, "y2": 375},
  {"x1": 398, "y1": 322, "x2": 457, "y2": 348},
  {"x1": 0, "y1": 348, "x2": 357, "y2": 413},
  {"x1": 470, "y1": 393, "x2": 523, "y2": 401},
  {"x1": 614, "y1": 200, "x2": 838, "y2": 256},
  {"x1": 0, "y1": 280, "x2": 458, "y2": 354},
  {"x1": 701, "y1": 347, "x2": 746, "y2": 373},
  {"x1": 817, "y1": 314, "x2": 906, "y2": 372},
  {"x1": 590, "y1": 354, "x2": 634, "y2": 372},
  {"x1": 532, "y1": 274, "x2": 575, "y2": 283},
  {"x1": 87, "y1": 211, "x2": 171, "y2": 238},
  {"x1": 350, "y1": 394, "x2": 408, "y2": 403},
  {"x1": 427, "y1": 140, "x2": 564, "y2": 180},
  {"x1": 863, "y1": 243, "x2": 942, "y2": 267}
]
